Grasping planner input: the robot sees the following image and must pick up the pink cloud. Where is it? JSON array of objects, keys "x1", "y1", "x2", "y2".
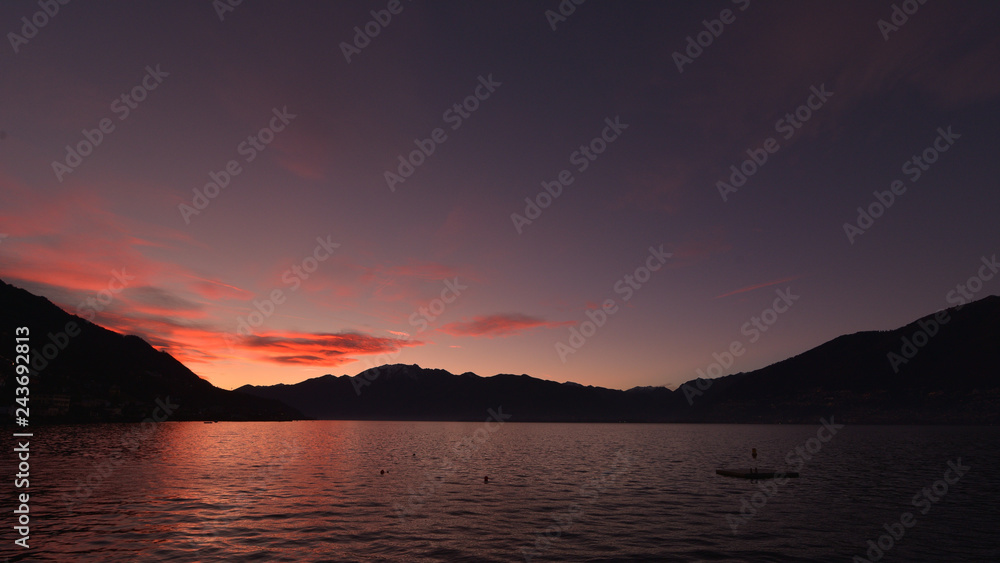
[
  {"x1": 714, "y1": 275, "x2": 802, "y2": 299},
  {"x1": 439, "y1": 314, "x2": 572, "y2": 338},
  {"x1": 183, "y1": 275, "x2": 255, "y2": 301},
  {"x1": 230, "y1": 330, "x2": 423, "y2": 366}
]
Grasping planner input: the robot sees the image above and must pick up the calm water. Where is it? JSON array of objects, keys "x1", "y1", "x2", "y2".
[{"x1": 6, "y1": 420, "x2": 999, "y2": 562}]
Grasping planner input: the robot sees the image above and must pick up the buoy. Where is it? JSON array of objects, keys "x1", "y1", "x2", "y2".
[
  {"x1": 484, "y1": 475, "x2": 489, "y2": 484},
  {"x1": 380, "y1": 469, "x2": 385, "y2": 475}
]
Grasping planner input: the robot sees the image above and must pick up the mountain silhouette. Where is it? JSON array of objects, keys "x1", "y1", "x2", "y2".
[
  {"x1": 0, "y1": 279, "x2": 301, "y2": 422},
  {"x1": 238, "y1": 296, "x2": 1000, "y2": 424},
  {"x1": 682, "y1": 294, "x2": 1000, "y2": 423},
  {"x1": 2, "y1": 278, "x2": 996, "y2": 424}
]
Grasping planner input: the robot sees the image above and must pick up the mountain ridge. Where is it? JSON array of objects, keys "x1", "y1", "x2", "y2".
[
  {"x1": 0, "y1": 279, "x2": 303, "y2": 422},
  {"x1": 238, "y1": 295, "x2": 1000, "y2": 423},
  {"x1": 3, "y1": 277, "x2": 997, "y2": 424}
]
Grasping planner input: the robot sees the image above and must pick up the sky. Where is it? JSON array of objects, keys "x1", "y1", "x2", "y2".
[{"x1": 1, "y1": 0, "x2": 999, "y2": 391}]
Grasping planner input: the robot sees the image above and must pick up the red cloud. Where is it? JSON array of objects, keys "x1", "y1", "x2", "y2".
[
  {"x1": 0, "y1": 183, "x2": 197, "y2": 296},
  {"x1": 229, "y1": 330, "x2": 422, "y2": 366},
  {"x1": 356, "y1": 260, "x2": 464, "y2": 301},
  {"x1": 439, "y1": 314, "x2": 571, "y2": 338},
  {"x1": 715, "y1": 275, "x2": 802, "y2": 299},
  {"x1": 183, "y1": 275, "x2": 254, "y2": 301}
]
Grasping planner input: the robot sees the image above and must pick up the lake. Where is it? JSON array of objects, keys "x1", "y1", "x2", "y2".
[{"x1": 8, "y1": 420, "x2": 999, "y2": 561}]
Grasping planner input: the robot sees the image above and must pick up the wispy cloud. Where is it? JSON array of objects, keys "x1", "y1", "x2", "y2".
[
  {"x1": 183, "y1": 274, "x2": 254, "y2": 301},
  {"x1": 439, "y1": 314, "x2": 572, "y2": 338},
  {"x1": 714, "y1": 275, "x2": 801, "y2": 299},
  {"x1": 232, "y1": 330, "x2": 422, "y2": 366}
]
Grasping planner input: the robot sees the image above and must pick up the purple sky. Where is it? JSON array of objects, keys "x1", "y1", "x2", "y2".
[{"x1": 2, "y1": 0, "x2": 999, "y2": 390}]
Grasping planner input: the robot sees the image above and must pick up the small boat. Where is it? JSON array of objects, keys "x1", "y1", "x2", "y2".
[
  {"x1": 203, "y1": 421, "x2": 215, "y2": 424},
  {"x1": 716, "y1": 469, "x2": 799, "y2": 479}
]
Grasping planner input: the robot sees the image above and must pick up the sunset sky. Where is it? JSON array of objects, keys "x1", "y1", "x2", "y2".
[{"x1": 2, "y1": 0, "x2": 998, "y2": 390}]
